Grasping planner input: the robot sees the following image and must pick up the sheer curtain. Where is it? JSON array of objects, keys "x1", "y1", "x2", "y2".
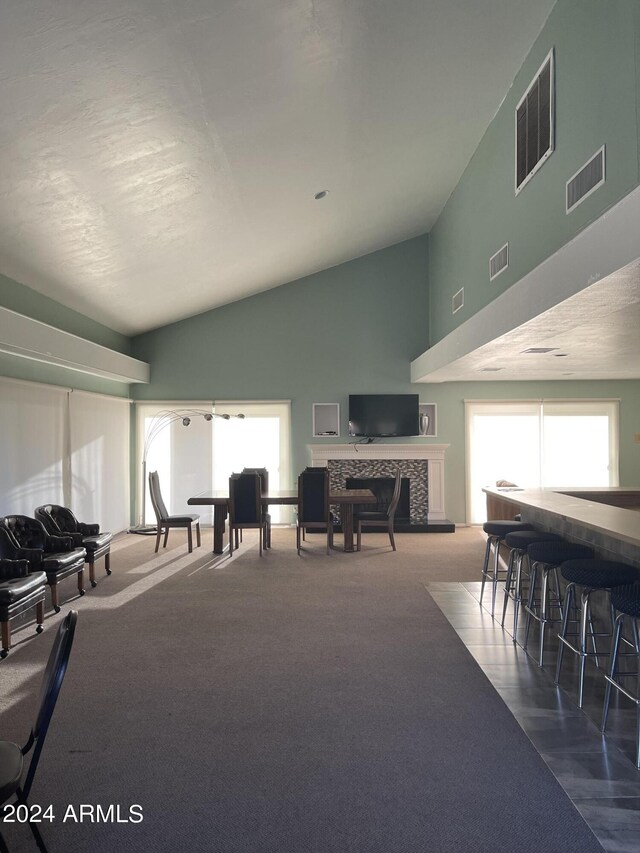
[
  {"x1": 465, "y1": 399, "x2": 620, "y2": 523},
  {"x1": 69, "y1": 391, "x2": 131, "y2": 533},
  {"x1": 0, "y1": 378, "x2": 66, "y2": 515}
]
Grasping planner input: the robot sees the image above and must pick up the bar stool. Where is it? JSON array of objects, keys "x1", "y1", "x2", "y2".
[
  {"x1": 601, "y1": 584, "x2": 640, "y2": 768},
  {"x1": 524, "y1": 541, "x2": 594, "y2": 667},
  {"x1": 480, "y1": 520, "x2": 534, "y2": 616},
  {"x1": 501, "y1": 530, "x2": 562, "y2": 640},
  {"x1": 555, "y1": 560, "x2": 639, "y2": 707}
]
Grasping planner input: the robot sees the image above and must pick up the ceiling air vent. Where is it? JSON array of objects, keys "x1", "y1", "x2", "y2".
[
  {"x1": 521, "y1": 347, "x2": 557, "y2": 354},
  {"x1": 452, "y1": 288, "x2": 464, "y2": 314},
  {"x1": 489, "y1": 243, "x2": 509, "y2": 281},
  {"x1": 515, "y1": 49, "x2": 554, "y2": 194},
  {"x1": 566, "y1": 145, "x2": 605, "y2": 213}
]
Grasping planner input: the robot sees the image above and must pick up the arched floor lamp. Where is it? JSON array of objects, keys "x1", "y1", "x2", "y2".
[{"x1": 131, "y1": 408, "x2": 245, "y2": 534}]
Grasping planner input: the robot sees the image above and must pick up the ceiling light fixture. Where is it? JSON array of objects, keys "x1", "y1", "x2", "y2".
[{"x1": 314, "y1": 190, "x2": 329, "y2": 200}]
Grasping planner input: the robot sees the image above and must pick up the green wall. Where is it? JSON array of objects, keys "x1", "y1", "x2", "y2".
[
  {"x1": 428, "y1": 0, "x2": 640, "y2": 346},
  {"x1": 131, "y1": 236, "x2": 430, "y2": 475},
  {"x1": 0, "y1": 272, "x2": 132, "y2": 397}
]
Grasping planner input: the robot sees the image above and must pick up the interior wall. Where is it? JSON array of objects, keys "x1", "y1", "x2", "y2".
[{"x1": 428, "y1": 0, "x2": 640, "y2": 347}]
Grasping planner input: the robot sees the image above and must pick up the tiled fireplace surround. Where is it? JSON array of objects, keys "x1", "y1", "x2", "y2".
[{"x1": 308, "y1": 444, "x2": 450, "y2": 523}]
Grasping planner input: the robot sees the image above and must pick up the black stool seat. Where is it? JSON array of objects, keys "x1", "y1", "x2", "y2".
[
  {"x1": 483, "y1": 520, "x2": 534, "y2": 536},
  {"x1": 504, "y1": 530, "x2": 561, "y2": 548},
  {"x1": 528, "y1": 541, "x2": 593, "y2": 565},
  {"x1": 610, "y1": 584, "x2": 640, "y2": 617},
  {"x1": 562, "y1": 560, "x2": 639, "y2": 589}
]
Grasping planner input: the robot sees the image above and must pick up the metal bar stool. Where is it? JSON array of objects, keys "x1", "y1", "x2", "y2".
[
  {"x1": 480, "y1": 520, "x2": 534, "y2": 617},
  {"x1": 601, "y1": 583, "x2": 640, "y2": 768},
  {"x1": 555, "y1": 560, "x2": 639, "y2": 708},
  {"x1": 501, "y1": 530, "x2": 562, "y2": 640},
  {"x1": 524, "y1": 541, "x2": 594, "y2": 667}
]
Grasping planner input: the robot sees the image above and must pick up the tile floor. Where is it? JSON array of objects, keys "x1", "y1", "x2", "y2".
[{"x1": 428, "y1": 579, "x2": 640, "y2": 853}]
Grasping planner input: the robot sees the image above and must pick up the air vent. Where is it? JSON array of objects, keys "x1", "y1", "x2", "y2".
[
  {"x1": 515, "y1": 49, "x2": 554, "y2": 193},
  {"x1": 566, "y1": 145, "x2": 605, "y2": 213},
  {"x1": 452, "y1": 288, "x2": 464, "y2": 314},
  {"x1": 521, "y1": 347, "x2": 557, "y2": 354},
  {"x1": 489, "y1": 243, "x2": 509, "y2": 281},
  {"x1": 480, "y1": 367, "x2": 503, "y2": 372}
]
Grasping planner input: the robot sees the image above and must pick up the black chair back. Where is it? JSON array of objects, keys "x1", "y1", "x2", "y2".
[
  {"x1": 229, "y1": 473, "x2": 262, "y2": 524},
  {"x1": 148, "y1": 471, "x2": 170, "y2": 523},
  {"x1": 241, "y1": 468, "x2": 269, "y2": 495},
  {"x1": 23, "y1": 611, "x2": 77, "y2": 799},
  {"x1": 298, "y1": 470, "x2": 329, "y2": 523}
]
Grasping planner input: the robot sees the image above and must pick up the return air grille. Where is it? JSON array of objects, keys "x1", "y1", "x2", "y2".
[
  {"x1": 515, "y1": 49, "x2": 554, "y2": 193},
  {"x1": 566, "y1": 146, "x2": 605, "y2": 213},
  {"x1": 452, "y1": 288, "x2": 464, "y2": 314},
  {"x1": 489, "y1": 243, "x2": 509, "y2": 281}
]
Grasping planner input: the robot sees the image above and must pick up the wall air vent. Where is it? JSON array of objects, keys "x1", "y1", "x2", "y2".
[
  {"x1": 566, "y1": 145, "x2": 605, "y2": 213},
  {"x1": 515, "y1": 49, "x2": 554, "y2": 194},
  {"x1": 452, "y1": 288, "x2": 464, "y2": 314},
  {"x1": 489, "y1": 243, "x2": 509, "y2": 281},
  {"x1": 521, "y1": 347, "x2": 557, "y2": 354}
]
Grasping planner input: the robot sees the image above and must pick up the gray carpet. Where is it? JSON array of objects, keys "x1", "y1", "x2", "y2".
[{"x1": 0, "y1": 528, "x2": 602, "y2": 852}]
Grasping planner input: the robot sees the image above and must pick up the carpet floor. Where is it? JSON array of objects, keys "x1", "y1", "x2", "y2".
[{"x1": 0, "y1": 528, "x2": 602, "y2": 852}]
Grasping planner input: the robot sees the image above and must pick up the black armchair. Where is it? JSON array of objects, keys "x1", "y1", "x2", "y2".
[
  {"x1": 0, "y1": 516, "x2": 86, "y2": 613},
  {"x1": 0, "y1": 528, "x2": 47, "y2": 659},
  {"x1": 35, "y1": 504, "x2": 113, "y2": 588}
]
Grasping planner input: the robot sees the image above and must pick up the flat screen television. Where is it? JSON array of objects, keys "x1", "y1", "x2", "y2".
[{"x1": 348, "y1": 394, "x2": 419, "y2": 437}]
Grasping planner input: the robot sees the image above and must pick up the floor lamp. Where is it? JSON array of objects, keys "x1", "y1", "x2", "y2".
[{"x1": 131, "y1": 408, "x2": 245, "y2": 534}]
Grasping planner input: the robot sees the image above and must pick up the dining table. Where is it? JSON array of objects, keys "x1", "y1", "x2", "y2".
[{"x1": 187, "y1": 487, "x2": 376, "y2": 554}]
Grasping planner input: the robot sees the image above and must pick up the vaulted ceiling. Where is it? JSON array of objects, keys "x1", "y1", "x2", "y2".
[{"x1": 0, "y1": 0, "x2": 556, "y2": 335}]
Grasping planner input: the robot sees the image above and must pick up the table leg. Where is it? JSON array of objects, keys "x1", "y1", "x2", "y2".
[
  {"x1": 213, "y1": 505, "x2": 227, "y2": 554},
  {"x1": 342, "y1": 504, "x2": 355, "y2": 552}
]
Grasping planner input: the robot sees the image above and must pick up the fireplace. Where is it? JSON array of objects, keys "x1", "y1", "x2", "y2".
[{"x1": 308, "y1": 443, "x2": 453, "y2": 532}]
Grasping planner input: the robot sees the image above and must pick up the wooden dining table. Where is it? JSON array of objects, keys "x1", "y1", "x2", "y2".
[{"x1": 187, "y1": 488, "x2": 376, "y2": 554}]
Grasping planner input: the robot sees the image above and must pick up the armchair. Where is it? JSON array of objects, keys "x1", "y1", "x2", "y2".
[
  {"x1": 0, "y1": 516, "x2": 86, "y2": 613},
  {"x1": 0, "y1": 528, "x2": 47, "y2": 658},
  {"x1": 35, "y1": 504, "x2": 113, "y2": 588}
]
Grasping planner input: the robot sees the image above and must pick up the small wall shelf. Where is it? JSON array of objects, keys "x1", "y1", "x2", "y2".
[
  {"x1": 419, "y1": 404, "x2": 437, "y2": 437},
  {"x1": 313, "y1": 403, "x2": 340, "y2": 437}
]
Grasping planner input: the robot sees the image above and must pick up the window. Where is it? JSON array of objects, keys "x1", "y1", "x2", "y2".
[
  {"x1": 465, "y1": 399, "x2": 619, "y2": 523},
  {"x1": 515, "y1": 50, "x2": 554, "y2": 193}
]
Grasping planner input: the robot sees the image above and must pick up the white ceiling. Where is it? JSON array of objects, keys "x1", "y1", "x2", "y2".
[{"x1": 0, "y1": 0, "x2": 556, "y2": 335}]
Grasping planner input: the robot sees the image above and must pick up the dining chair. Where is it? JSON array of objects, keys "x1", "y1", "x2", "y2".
[
  {"x1": 355, "y1": 469, "x2": 402, "y2": 551},
  {"x1": 241, "y1": 468, "x2": 271, "y2": 547},
  {"x1": 0, "y1": 610, "x2": 77, "y2": 853},
  {"x1": 296, "y1": 469, "x2": 333, "y2": 555},
  {"x1": 34, "y1": 505, "x2": 113, "y2": 588},
  {"x1": 228, "y1": 473, "x2": 270, "y2": 556},
  {"x1": 148, "y1": 471, "x2": 201, "y2": 554}
]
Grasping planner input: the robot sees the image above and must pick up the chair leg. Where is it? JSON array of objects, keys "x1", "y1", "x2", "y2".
[
  {"x1": 555, "y1": 583, "x2": 575, "y2": 685},
  {"x1": 89, "y1": 556, "x2": 97, "y2": 588},
  {"x1": 50, "y1": 582, "x2": 60, "y2": 613},
  {"x1": 187, "y1": 525, "x2": 193, "y2": 553},
  {"x1": 388, "y1": 520, "x2": 396, "y2": 551},
  {"x1": 601, "y1": 612, "x2": 623, "y2": 733},
  {"x1": 154, "y1": 526, "x2": 162, "y2": 553},
  {"x1": 1, "y1": 620, "x2": 10, "y2": 658},
  {"x1": 356, "y1": 521, "x2": 362, "y2": 552},
  {"x1": 296, "y1": 525, "x2": 301, "y2": 555},
  {"x1": 196, "y1": 523, "x2": 201, "y2": 548},
  {"x1": 163, "y1": 527, "x2": 170, "y2": 549},
  {"x1": 36, "y1": 600, "x2": 44, "y2": 634},
  {"x1": 229, "y1": 525, "x2": 234, "y2": 556},
  {"x1": 77, "y1": 568, "x2": 85, "y2": 597},
  {"x1": 105, "y1": 551, "x2": 112, "y2": 575}
]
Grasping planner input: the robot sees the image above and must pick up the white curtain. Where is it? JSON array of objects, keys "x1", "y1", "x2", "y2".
[
  {"x1": 0, "y1": 378, "x2": 66, "y2": 516},
  {"x1": 69, "y1": 391, "x2": 131, "y2": 533}
]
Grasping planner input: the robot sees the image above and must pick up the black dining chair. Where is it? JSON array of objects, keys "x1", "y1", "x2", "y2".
[
  {"x1": 355, "y1": 469, "x2": 402, "y2": 551},
  {"x1": 228, "y1": 473, "x2": 270, "y2": 556},
  {"x1": 148, "y1": 471, "x2": 201, "y2": 554},
  {"x1": 241, "y1": 468, "x2": 271, "y2": 547},
  {"x1": 0, "y1": 610, "x2": 77, "y2": 853},
  {"x1": 296, "y1": 469, "x2": 333, "y2": 555}
]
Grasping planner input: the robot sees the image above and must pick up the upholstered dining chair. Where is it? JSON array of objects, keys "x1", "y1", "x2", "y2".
[
  {"x1": 241, "y1": 468, "x2": 271, "y2": 547},
  {"x1": 0, "y1": 611, "x2": 77, "y2": 853},
  {"x1": 35, "y1": 504, "x2": 112, "y2": 588},
  {"x1": 296, "y1": 468, "x2": 333, "y2": 555},
  {"x1": 228, "y1": 472, "x2": 270, "y2": 556},
  {"x1": 148, "y1": 471, "x2": 201, "y2": 554},
  {"x1": 355, "y1": 469, "x2": 402, "y2": 552}
]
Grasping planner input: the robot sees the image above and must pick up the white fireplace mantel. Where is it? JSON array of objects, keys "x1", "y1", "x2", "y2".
[{"x1": 308, "y1": 444, "x2": 450, "y2": 521}]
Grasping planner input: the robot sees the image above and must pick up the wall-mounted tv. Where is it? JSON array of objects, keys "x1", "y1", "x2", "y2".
[{"x1": 348, "y1": 394, "x2": 419, "y2": 437}]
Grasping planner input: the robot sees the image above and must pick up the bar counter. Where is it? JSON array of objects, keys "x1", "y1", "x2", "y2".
[{"x1": 483, "y1": 486, "x2": 640, "y2": 568}]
